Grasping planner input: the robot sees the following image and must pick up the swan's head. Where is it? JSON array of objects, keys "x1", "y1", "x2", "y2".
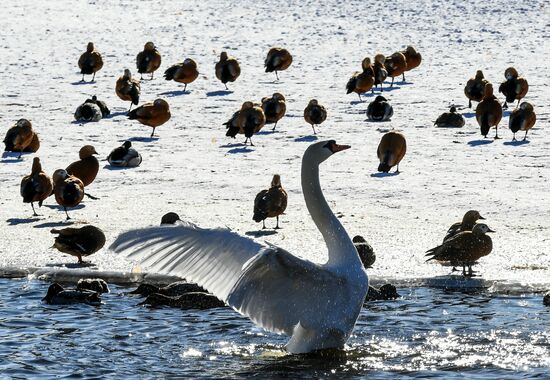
[{"x1": 305, "y1": 140, "x2": 350, "y2": 164}]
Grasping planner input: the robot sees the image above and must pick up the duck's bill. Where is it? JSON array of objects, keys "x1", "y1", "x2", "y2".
[
  {"x1": 479, "y1": 215, "x2": 486, "y2": 220},
  {"x1": 487, "y1": 228, "x2": 496, "y2": 233}
]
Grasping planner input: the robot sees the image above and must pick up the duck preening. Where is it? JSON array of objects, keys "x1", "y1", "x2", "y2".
[
  {"x1": 106, "y1": 141, "x2": 142, "y2": 167},
  {"x1": 384, "y1": 52, "x2": 407, "y2": 87},
  {"x1": 498, "y1": 67, "x2": 528, "y2": 109},
  {"x1": 367, "y1": 95, "x2": 393, "y2": 121},
  {"x1": 111, "y1": 140, "x2": 369, "y2": 354},
  {"x1": 444, "y1": 210, "x2": 485, "y2": 242},
  {"x1": 116, "y1": 69, "x2": 141, "y2": 112},
  {"x1": 509, "y1": 102, "x2": 536, "y2": 141},
  {"x1": 434, "y1": 106, "x2": 465, "y2": 128},
  {"x1": 377, "y1": 131, "x2": 406, "y2": 173},
  {"x1": 51, "y1": 225, "x2": 106, "y2": 264},
  {"x1": 476, "y1": 83, "x2": 503, "y2": 139},
  {"x1": 3, "y1": 119, "x2": 35, "y2": 158},
  {"x1": 261, "y1": 93, "x2": 286, "y2": 131},
  {"x1": 42, "y1": 283, "x2": 101, "y2": 305},
  {"x1": 52, "y1": 169, "x2": 85, "y2": 220},
  {"x1": 224, "y1": 102, "x2": 265, "y2": 146},
  {"x1": 215, "y1": 52, "x2": 240, "y2": 89},
  {"x1": 464, "y1": 70, "x2": 489, "y2": 109},
  {"x1": 20, "y1": 157, "x2": 53, "y2": 216},
  {"x1": 164, "y1": 58, "x2": 199, "y2": 91},
  {"x1": 373, "y1": 54, "x2": 388, "y2": 92},
  {"x1": 426, "y1": 223, "x2": 495, "y2": 277},
  {"x1": 78, "y1": 42, "x2": 103, "y2": 82},
  {"x1": 264, "y1": 47, "x2": 292, "y2": 80},
  {"x1": 253, "y1": 174, "x2": 288, "y2": 229},
  {"x1": 400, "y1": 46, "x2": 421, "y2": 81},
  {"x1": 346, "y1": 57, "x2": 375, "y2": 100},
  {"x1": 136, "y1": 42, "x2": 161, "y2": 80},
  {"x1": 127, "y1": 98, "x2": 171, "y2": 137},
  {"x1": 304, "y1": 99, "x2": 327, "y2": 134}
]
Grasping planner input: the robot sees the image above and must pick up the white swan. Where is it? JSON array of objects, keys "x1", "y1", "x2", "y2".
[{"x1": 110, "y1": 140, "x2": 369, "y2": 354}]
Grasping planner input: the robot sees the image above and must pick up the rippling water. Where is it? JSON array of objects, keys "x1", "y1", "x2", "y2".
[{"x1": 0, "y1": 278, "x2": 548, "y2": 378}]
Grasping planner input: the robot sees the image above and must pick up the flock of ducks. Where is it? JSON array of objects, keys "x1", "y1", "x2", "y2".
[{"x1": 1, "y1": 40, "x2": 542, "y2": 282}]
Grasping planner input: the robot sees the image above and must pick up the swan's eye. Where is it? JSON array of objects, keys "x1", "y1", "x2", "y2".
[{"x1": 323, "y1": 140, "x2": 336, "y2": 152}]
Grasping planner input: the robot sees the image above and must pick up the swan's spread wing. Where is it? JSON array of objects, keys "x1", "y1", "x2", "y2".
[
  {"x1": 110, "y1": 223, "x2": 264, "y2": 301},
  {"x1": 111, "y1": 223, "x2": 348, "y2": 336},
  {"x1": 228, "y1": 247, "x2": 345, "y2": 336}
]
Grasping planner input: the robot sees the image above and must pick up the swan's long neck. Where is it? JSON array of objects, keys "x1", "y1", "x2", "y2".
[{"x1": 301, "y1": 155, "x2": 360, "y2": 268}]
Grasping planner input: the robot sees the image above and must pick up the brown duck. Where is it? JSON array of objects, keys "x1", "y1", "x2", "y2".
[
  {"x1": 509, "y1": 102, "x2": 536, "y2": 141},
  {"x1": 373, "y1": 54, "x2": 388, "y2": 92},
  {"x1": 498, "y1": 67, "x2": 528, "y2": 109},
  {"x1": 164, "y1": 58, "x2": 199, "y2": 91},
  {"x1": 51, "y1": 225, "x2": 106, "y2": 264},
  {"x1": 20, "y1": 157, "x2": 53, "y2": 216},
  {"x1": 3, "y1": 119, "x2": 35, "y2": 158},
  {"x1": 253, "y1": 174, "x2": 288, "y2": 229},
  {"x1": 475, "y1": 83, "x2": 503, "y2": 139},
  {"x1": 384, "y1": 52, "x2": 407, "y2": 87},
  {"x1": 66, "y1": 145, "x2": 99, "y2": 199},
  {"x1": 434, "y1": 106, "x2": 465, "y2": 128},
  {"x1": 53, "y1": 169, "x2": 85, "y2": 220},
  {"x1": 127, "y1": 98, "x2": 171, "y2": 137},
  {"x1": 78, "y1": 42, "x2": 103, "y2": 82},
  {"x1": 136, "y1": 42, "x2": 161, "y2": 80},
  {"x1": 346, "y1": 57, "x2": 375, "y2": 100},
  {"x1": 304, "y1": 99, "x2": 327, "y2": 134},
  {"x1": 235, "y1": 102, "x2": 266, "y2": 146},
  {"x1": 464, "y1": 70, "x2": 489, "y2": 108},
  {"x1": 353, "y1": 235, "x2": 376, "y2": 269},
  {"x1": 377, "y1": 131, "x2": 406, "y2": 173},
  {"x1": 261, "y1": 93, "x2": 286, "y2": 131},
  {"x1": 444, "y1": 210, "x2": 485, "y2": 242},
  {"x1": 400, "y1": 46, "x2": 421, "y2": 81},
  {"x1": 215, "y1": 52, "x2": 240, "y2": 90},
  {"x1": 426, "y1": 223, "x2": 495, "y2": 277},
  {"x1": 264, "y1": 47, "x2": 293, "y2": 80},
  {"x1": 115, "y1": 69, "x2": 141, "y2": 111}
]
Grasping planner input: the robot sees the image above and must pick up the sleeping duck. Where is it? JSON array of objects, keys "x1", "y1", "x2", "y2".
[
  {"x1": 127, "y1": 98, "x2": 171, "y2": 137},
  {"x1": 3, "y1": 118, "x2": 35, "y2": 158},
  {"x1": 51, "y1": 225, "x2": 106, "y2": 264},
  {"x1": 367, "y1": 95, "x2": 393, "y2": 121},
  {"x1": 400, "y1": 46, "x2": 421, "y2": 81},
  {"x1": 42, "y1": 283, "x2": 101, "y2": 305},
  {"x1": 464, "y1": 70, "x2": 489, "y2": 109},
  {"x1": 264, "y1": 47, "x2": 293, "y2": 80},
  {"x1": 164, "y1": 58, "x2": 199, "y2": 91},
  {"x1": 234, "y1": 102, "x2": 266, "y2": 146},
  {"x1": 115, "y1": 69, "x2": 141, "y2": 111},
  {"x1": 52, "y1": 169, "x2": 85, "y2": 220},
  {"x1": 74, "y1": 99, "x2": 103, "y2": 122},
  {"x1": 78, "y1": 42, "x2": 103, "y2": 82},
  {"x1": 20, "y1": 157, "x2": 53, "y2": 216},
  {"x1": 303, "y1": 99, "x2": 327, "y2": 134},
  {"x1": 509, "y1": 102, "x2": 536, "y2": 141},
  {"x1": 136, "y1": 42, "x2": 161, "y2": 80},
  {"x1": 253, "y1": 174, "x2": 288, "y2": 229},
  {"x1": 434, "y1": 106, "x2": 465, "y2": 128},
  {"x1": 107, "y1": 141, "x2": 142, "y2": 167},
  {"x1": 215, "y1": 52, "x2": 240, "y2": 90}
]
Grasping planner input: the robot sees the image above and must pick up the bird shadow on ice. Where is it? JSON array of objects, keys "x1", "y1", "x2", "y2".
[
  {"x1": 378, "y1": 85, "x2": 401, "y2": 92},
  {"x1": 6, "y1": 217, "x2": 40, "y2": 225},
  {"x1": 70, "y1": 81, "x2": 95, "y2": 86},
  {"x1": 1, "y1": 152, "x2": 29, "y2": 162},
  {"x1": 245, "y1": 230, "x2": 278, "y2": 237},
  {"x1": 370, "y1": 171, "x2": 399, "y2": 178},
  {"x1": 44, "y1": 262, "x2": 97, "y2": 269},
  {"x1": 44, "y1": 204, "x2": 85, "y2": 211},
  {"x1": 294, "y1": 135, "x2": 318, "y2": 142},
  {"x1": 105, "y1": 111, "x2": 128, "y2": 119},
  {"x1": 206, "y1": 90, "x2": 233, "y2": 97},
  {"x1": 503, "y1": 140, "x2": 530, "y2": 146},
  {"x1": 462, "y1": 112, "x2": 476, "y2": 118},
  {"x1": 226, "y1": 146, "x2": 254, "y2": 154},
  {"x1": 256, "y1": 129, "x2": 280, "y2": 135},
  {"x1": 103, "y1": 165, "x2": 137, "y2": 171},
  {"x1": 467, "y1": 139, "x2": 493, "y2": 146},
  {"x1": 125, "y1": 136, "x2": 159, "y2": 143},
  {"x1": 159, "y1": 90, "x2": 190, "y2": 97},
  {"x1": 33, "y1": 221, "x2": 76, "y2": 229}
]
